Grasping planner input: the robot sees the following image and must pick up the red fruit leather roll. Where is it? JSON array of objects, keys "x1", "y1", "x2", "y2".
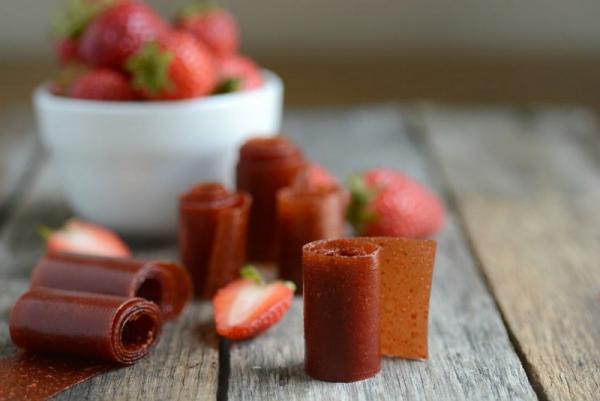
[
  {"x1": 30, "y1": 253, "x2": 191, "y2": 320},
  {"x1": 236, "y1": 136, "x2": 306, "y2": 262},
  {"x1": 179, "y1": 183, "x2": 251, "y2": 298},
  {"x1": 9, "y1": 288, "x2": 162, "y2": 364},
  {"x1": 303, "y1": 238, "x2": 381, "y2": 382},
  {"x1": 276, "y1": 184, "x2": 348, "y2": 289}
]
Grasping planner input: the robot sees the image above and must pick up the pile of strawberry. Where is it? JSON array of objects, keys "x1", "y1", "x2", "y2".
[{"x1": 51, "y1": 0, "x2": 263, "y2": 101}]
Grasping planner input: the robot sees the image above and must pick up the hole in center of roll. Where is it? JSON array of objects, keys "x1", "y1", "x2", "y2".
[
  {"x1": 121, "y1": 314, "x2": 156, "y2": 350},
  {"x1": 323, "y1": 247, "x2": 369, "y2": 257},
  {"x1": 135, "y1": 277, "x2": 162, "y2": 306}
]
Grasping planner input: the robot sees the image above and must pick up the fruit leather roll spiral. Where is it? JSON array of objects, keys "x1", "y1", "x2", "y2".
[
  {"x1": 30, "y1": 253, "x2": 192, "y2": 320},
  {"x1": 179, "y1": 183, "x2": 251, "y2": 298},
  {"x1": 276, "y1": 184, "x2": 348, "y2": 289},
  {"x1": 303, "y1": 238, "x2": 381, "y2": 382},
  {"x1": 10, "y1": 288, "x2": 161, "y2": 364},
  {"x1": 236, "y1": 136, "x2": 306, "y2": 262}
]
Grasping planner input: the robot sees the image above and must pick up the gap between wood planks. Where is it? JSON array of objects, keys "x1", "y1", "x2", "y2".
[
  {"x1": 408, "y1": 105, "x2": 548, "y2": 401},
  {"x1": 218, "y1": 339, "x2": 231, "y2": 401}
]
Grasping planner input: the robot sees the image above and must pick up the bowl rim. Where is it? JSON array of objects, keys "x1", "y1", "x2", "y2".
[{"x1": 33, "y1": 69, "x2": 282, "y2": 113}]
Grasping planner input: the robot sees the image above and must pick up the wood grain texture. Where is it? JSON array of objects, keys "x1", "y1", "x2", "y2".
[
  {"x1": 0, "y1": 160, "x2": 218, "y2": 400},
  {"x1": 227, "y1": 108, "x2": 536, "y2": 401},
  {"x1": 423, "y1": 106, "x2": 600, "y2": 401}
]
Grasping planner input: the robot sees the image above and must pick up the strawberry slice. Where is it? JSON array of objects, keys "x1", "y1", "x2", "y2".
[
  {"x1": 39, "y1": 218, "x2": 131, "y2": 258},
  {"x1": 213, "y1": 266, "x2": 295, "y2": 340}
]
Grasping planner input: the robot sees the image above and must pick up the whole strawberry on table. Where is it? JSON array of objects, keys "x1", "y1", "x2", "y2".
[{"x1": 51, "y1": 0, "x2": 264, "y2": 101}]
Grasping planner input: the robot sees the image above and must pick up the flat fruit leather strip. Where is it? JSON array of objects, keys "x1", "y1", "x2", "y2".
[
  {"x1": 30, "y1": 252, "x2": 191, "y2": 320},
  {"x1": 365, "y1": 237, "x2": 436, "y2": 359},
  {"x1": 0, "y1": 352, "x2": 109, "y2": 401},
  {"x1": 179, "y1": 183, "x2": 250, "y2": 298},
  {"x1": 277, "y1": 185, "x2": 348, "y2": 290},
  {"x1": 303, "y1": 238, "x2": 381, "y2": 382}
]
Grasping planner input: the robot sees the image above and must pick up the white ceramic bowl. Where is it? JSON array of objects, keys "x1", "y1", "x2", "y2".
[{"x1": 34, "y1": 70, "x2": 283, "y2": 236}]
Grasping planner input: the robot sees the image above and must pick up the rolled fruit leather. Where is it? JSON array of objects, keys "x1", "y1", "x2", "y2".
[
  {"x1": 10, "y1": 288, "x2": 161, "y2": 364},
  {"x1": 30, "y1": 252, "x2": 192, "y2": 320},
  {"x1": 179, "y1": 183, "x2": 251, "y2": 298},
  {"x1": 236, "y1": 136, "x2": 306, "y2": 263},
  {"x1": 302, "y1": 237, "x2": 437, "y2": 382},
  {"x1": 276, "y1": 182, "x2": 348, "y2": 290},
  {"x1": 303, "y1": 238, "x2": 381, "y2": 382}
]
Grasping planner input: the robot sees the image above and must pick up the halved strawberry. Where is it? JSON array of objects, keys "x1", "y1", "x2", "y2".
[
  {"x1": 39, "y1": 218, "x2": 131, "y2": 258},
  {"x1": 213, "y1": 266, "x2": 295, "y2": 340}
]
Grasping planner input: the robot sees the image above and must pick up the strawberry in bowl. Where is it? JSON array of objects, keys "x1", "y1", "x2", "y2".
[{"x1": 35, "y1": 1, "x2": 283, "y2": 235}]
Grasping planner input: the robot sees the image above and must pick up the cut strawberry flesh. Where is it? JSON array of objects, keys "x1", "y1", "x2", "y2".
[{"x1": 213, "y1": 279, "x2": 294, "y2": 340}]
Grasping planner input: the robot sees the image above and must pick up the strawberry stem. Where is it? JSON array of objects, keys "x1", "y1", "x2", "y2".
[
  {"x1": 284, "y1": 281, "x2": 297, "y2": 293},
  {"x1": 177, "y1": 1, "x2": 221, "y2": 21},
  {"x1": 126, "y1": 42, "x2": 174, "y2": 97},
  {"x1": 346, "y1": 174, "x2": 377, "y2": 234},
  {"x1": 53, "y1": 0, "x2": 114, "y2": 39},
  {"x1": 37, "y1": 225, "x2": 55, "y2": 240},
  {"x1": 213, "y1": 78, "x2": 242, "y2": 94},
  {"x1": 240, "y1": 265, "x2": 264, "y2": 285}
]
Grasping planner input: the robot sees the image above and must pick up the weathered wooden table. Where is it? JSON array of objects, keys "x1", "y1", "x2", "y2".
[{"x1": 0, "y1": 104, "x2": 598, "y2": 401}]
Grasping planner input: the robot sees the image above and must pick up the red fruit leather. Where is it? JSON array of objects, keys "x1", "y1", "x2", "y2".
[
  {"x1": 302, "y1": 237, "x2": 437, "y2": 382},
  {"x1": 236, "y1": 136, "x2": 306, "y2": 263},
  {"x1": 179, "y1": 183, "x2": 251, "y2": 298},
  {"x1": 276, "y1": 184, "x2": 348, "y2": 290},
  {"x1": 366, "y1": 237, "x2": 436, "y2": 360},
  {"x1": 30, "y1": 253, "x2": 192, "y2": 320},
  {"x1": 303, "y1": 239, "x2": 381, "y2": 382},
  {"x1": 9, "y1": 288, "x2": 161, "y2": 364},
  {"x1": 0, "y1": 352, "x2": 108, "y2": 401}
]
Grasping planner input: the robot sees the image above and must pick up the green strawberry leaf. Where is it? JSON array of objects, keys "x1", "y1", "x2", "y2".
[
  {"x1": 346, "y1": 174, "x2": 378, "y2": 234},
  {"x1": 126, "y1": 42, "x2": 174, "y2": 96},
  {"x1": 213, "y1": 78, "x2": 242, "y2": 94},
  {"x1": 240, "y1": 265, "x2": 264, "y2": 285},
  {"x1": 177, "y1": 1, "x2": 221, "y2": 21},
  {"x1": 53, "y1": 0, "x2": 114, "y2": 39}
]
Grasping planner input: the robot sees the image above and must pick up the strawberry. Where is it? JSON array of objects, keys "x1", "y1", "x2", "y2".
[
  {"x1": 305, "y1": 163, "x2": 338, "y2": 190},
  {"x1": 70, "y1": 68, "x2": 137, "y2": 100},
  {"x1": 49, "y1": 64, "x2": 89, "y2": 96},
  {"x1": 39, "y1": 218, "x2": 131, "y2": 258},
  {"x1": 79, "y1": 0, "x2": 168, "y2": 69},
  {"x1": 53, "y1": 0, "x2": 116, "y2": 64},
  {"x1": 213, "y1": 266, "x2": 295, "y2": 340},
  {"x1": 127, "y1": 31, "x2": 217, "y2": 100},
  {"x1": 214, "y1": 55, "x2": 263, "y2": 93},
  {"x1": 176, "y1": 4, "x2": 239, "y2": 58},
  {"x1": 292, "y1": 163, "x2": 338, "y2": 192},
  {"x1": 347, "y1": 168, "x2": 445, "y2": 238},
  {"x1": 56, "y1": 38, "x2": 82, "y2": 65}
]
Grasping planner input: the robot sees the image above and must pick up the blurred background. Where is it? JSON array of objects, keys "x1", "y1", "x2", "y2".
[{"x1": 2, "y1": 0, "x2": 600, "y2": 107}]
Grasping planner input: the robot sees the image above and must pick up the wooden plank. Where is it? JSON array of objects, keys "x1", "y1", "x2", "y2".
[
  {"x1": 227, "y1": 108, "x2": 536, "y2": 400},
  {"x1": 423, "y1": 106, "x2": 600, "y2": 401},
  {"x1": 0, "y1": 105, "x2": 39, "y2": 223},
  {"x1": 0, "y1": 163, "x2": 219, "y2": 400}
]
